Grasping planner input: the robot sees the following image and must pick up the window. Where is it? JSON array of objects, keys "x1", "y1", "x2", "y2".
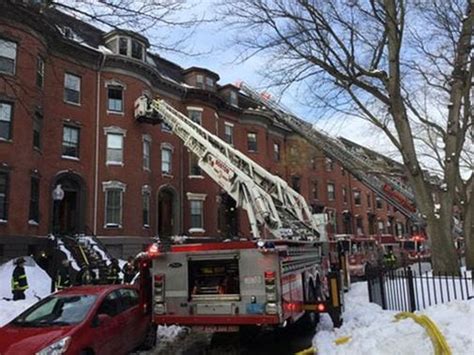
[
  {"x1": 311, "y1": 157, "x2": 317, "y2": 170},
  {"x1": 36, "y1": 56, "x2": 44, "y2": 88},
  {"x1": 107, "y1": 86, "x2": 123, "y2": 112},
  {"x1": 131, "y1": 39, "x2": 143, "y2": 60},
  {"x1": 377, "y1": 220, "x2": 385, "y2": 233},
  {"x1": 106, "y1": 133, "x2": 123, "y2": 164},
  {"x1": 143, "y1": 138, "x2": 151, "y2": 170},
  {"x1": 161, "y1": 147, "x2": 172, "y2": 174},
  {"x1": 354, "y1": 190, "x2": 361, "y2": 205},
  {"x1": 64, "y1": 73, "x2": 81, "y2": 104},
  {"x1": 356, "y1": 217, "x2": 364, "y2": 236},
  {"x1": 105, "y1": 189, "x2": 123, "y2": 227},
  {"x1": 325, "y1": 157, "x2": 334, "y2": 171},
  {"x1": 29, "y1": 177, "x2": 40, "y2": 223},
  {"x1": 161, "y1": 122, "x2": 172, "y2": 133},
  {"x1": 376, "y1": 196, "x2": 383, "y2": 209},
  {"x1": 190, "y1": 200, "x2": 203, "y2": 229},
  {"x1": 327, "y1": 183, "x2": 335, "y2": 201},
  {"x1": 205, "y1": 77, "x2": 214, "y2": 90},
  {"x1": 273, "y1": 143, "x2": 280, "y2": 161},
  {"x1": 62, "y1": 126, "x2": 80, "y2": 158},
  {"x1": 0, "y1": 102, "x2": 13, "y2": 140},
  {"x1": 188, "y1": 109, "x2": 202, "y2": 125},
  {"x1": 229, "y1": 91, "x2": 238, "y2": 106},
  {"x1": 342, "y1": 187, "x2": 348, "y2": 203},
  {"x1": 224, "y1": 123, "x2": 233, "y2": 145},
  {"x1": 119, "y1": 37, "x2": 128, "y2": 55},
  {"x1": 196, "y1": 74, "x2": 204, "y2": 88},
  {"x1": 0, "y1": 171, "x2": 9, "y2": 221},
  {"x1": 0, "y1": 39, "x2": 17, "y2": 75},
  {"x1": 247, "y1": 132, "x2": 257, "y2": 152},
  {"x1": 33, "y1": 112, "x2": 42, "y2": 149},
  {"x1": 117, "y1": 288, "x2": 139, "y2": 311},
  {"x1": 312, "y1": 180, "x2": 318, "y2": 199},
  {"x1": 341, "y1": 168, "x2": 346, "y2": 176},
  {"x1": 367, "y1": 193, "x2": 371, "y2": 208},
  {"x1": 142, "y1": 188, "x2": 150, "y2": 227},
  {"x1": 189, "y1": 153, "x2": 201, "y2": 176}
]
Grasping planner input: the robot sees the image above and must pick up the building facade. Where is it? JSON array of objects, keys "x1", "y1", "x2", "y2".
[{"x1": 0, "y1": 2, "x2": 410, "y2": 262}]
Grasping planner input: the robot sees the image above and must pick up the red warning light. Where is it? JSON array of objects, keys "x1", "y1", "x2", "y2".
[{"x1": 317, "y1": 303, "x2": 326, "y2": 312}]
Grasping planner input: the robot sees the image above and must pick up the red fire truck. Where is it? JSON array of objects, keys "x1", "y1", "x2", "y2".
[
  {"x1": 334, "y1": 235, "x2": 378, "y2": 278},
  {"x1": 134, "y1": 96, "x2": 345, "y2": 332}
]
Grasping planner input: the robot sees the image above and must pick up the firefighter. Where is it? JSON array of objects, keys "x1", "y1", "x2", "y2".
[
  {"x1": 384, "y1": 248, "x2": 397, "y2": 270},
  {"x1": 55, "y1": 259, "x2": 72, "y2": 291},
  {"x1": 77, "y1": 265, "x2": 94, "y2": 285},
  {"x1": 122, "y1": 256, "x2": 136, "y2": 284},
  {"x1": 107, "y1": 258, "x2": 122, "y2": 284},
  {"x1": 11, "y1": 257, "x2": 28, "y2": 300}
]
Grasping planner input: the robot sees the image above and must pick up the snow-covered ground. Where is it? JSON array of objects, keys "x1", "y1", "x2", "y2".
[
  {"x1": 1, "y1": 257, "x2": 472, "y2": 355},
  {"x1": 313, "y1": 282, "x2": 474, "y2": 354},
  {"x1": 0, "y1": 256, "x2": 52, "y2": 327}
]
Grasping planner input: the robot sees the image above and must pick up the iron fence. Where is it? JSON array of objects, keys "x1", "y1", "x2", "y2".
[{"x1": 366, "y1": 265, "x2": 473, "y2": 312}]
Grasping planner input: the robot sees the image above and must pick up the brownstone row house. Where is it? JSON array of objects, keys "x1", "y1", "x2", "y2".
[{"x1": 0, "y1": 2, "x2": 412, "y2": 262}]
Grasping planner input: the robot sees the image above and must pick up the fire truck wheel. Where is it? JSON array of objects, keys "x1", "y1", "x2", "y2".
[{"x1": 140, "y1": 323, "x2": 158, "y2": 350}]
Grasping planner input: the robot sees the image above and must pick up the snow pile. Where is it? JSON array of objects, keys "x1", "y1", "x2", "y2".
[
  {"x1": 157, "y1": 325, "x2": 185, "y2": 343},
  {"x1": 0, "y1": 256, "x2": 52, "y2": 327},
  {"x1": 313, "y1": 282, "x2": 474, "y2": 354}
]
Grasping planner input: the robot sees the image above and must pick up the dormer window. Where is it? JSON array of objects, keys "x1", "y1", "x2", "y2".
[
  {"x1": 205, "y1": 77, "x2": 214, "y2": 89},
  {"x1": 131, "y1": 40, "x2": 144, "y2": 60},
  {"x1": 229, "y1": 91, "x2": 238, "y2": 107},
  {"x1": 196, "y1": 74, "x2": 204, "y2": 89},
  {"x1": 106, "y1": 34, "x2": 146, "y2": 61}
]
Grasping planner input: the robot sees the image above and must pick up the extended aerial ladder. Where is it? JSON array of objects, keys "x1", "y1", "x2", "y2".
[
  {"x1": 134, "y1": 96, "x2": 323, "y2": 241},
  {"x1": 238, "y1": 82, "x2": 426, "y2": 227}
]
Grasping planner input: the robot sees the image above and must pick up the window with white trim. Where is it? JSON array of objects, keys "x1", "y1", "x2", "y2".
[
  {"x1": 143, "y1": 137, "x2": 151, "y2": 170},
  {"x1": 64, "y1": 73, "x2": 81, "y2": 104},
  {"x1": 224, "y1": 122, "x2": 233, "y2": 145},
  {"x1": 342, "y1": 187, "x2": 348, "y2": 203},
  {"x1": 0, "y1": 102, "x2": 13, "y2": 140},
  {"x1": 107, "y1": 133, "x2": 124, "y2": 164},
  {"x1": 0, "y1": 39, "x2": 16, "y2": 75},
  {"x1": 247, "y1": 132, "x2": 257, "y2": 152},
  {"x1": 190, "y1": 200, "x2": 203, "y2": 229},
  {"x1": 376, "y1": 196, "x2": 383, "y2": 209},
  {"x1": 103, "y1": 181, "x2": 126, "y2": 228},
  {"x1": 273, "y1": 142, "x2": 280, "y2": 161},
  {"x1": 161, "y1": 147, "x2": 172, "y2": 174},
  {"x1": 353, "y1": 190, "x2": 361, "y2": 205},
  {"x1": 327, "y1": 183, "x2": 335, "y2": 201},
  {"x1": 107, "y1": 86, "x2": 123, "y2": 112},
  {"x1": 188, "y1": 109, "x2": 202, "y2": 125},
  {"x1": 196, "y1": 74, "x2": 204, "y2": 89},
  {"x1": 62, "y1": 125, "x2": 80, "y2": 158}
]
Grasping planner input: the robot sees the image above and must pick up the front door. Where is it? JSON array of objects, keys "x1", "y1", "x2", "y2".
[
  {"x1": 158, "y1": 189, "x2": 174, "y2": 237},
  {"x1": 52, "y1": 174, "x2": 84, "y2": 235}
]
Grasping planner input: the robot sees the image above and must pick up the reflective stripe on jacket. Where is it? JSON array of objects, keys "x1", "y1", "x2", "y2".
[{"x1": 12, "y1": 266, "x2": 28, "y2": 291}]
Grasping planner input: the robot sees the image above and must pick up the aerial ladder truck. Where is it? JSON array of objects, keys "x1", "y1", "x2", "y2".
[{"x1": 134, "y1": 95, "x2": 345, "y2": 334}]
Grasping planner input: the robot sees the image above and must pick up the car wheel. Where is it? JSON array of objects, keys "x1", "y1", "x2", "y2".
[
  {"x1": 140, "y1": 323, "x2": 157, "y2": 350},
  {"x1": 79, "y1": 349, "x2": 94, "y2": 355}
]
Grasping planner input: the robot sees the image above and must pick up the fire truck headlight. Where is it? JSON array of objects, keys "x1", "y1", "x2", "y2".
[
  {"x1": 154, "y1": 303, "x2": 166, "y2": 314},
  {"x1": 265, "y1": 303, "x2": 278, "y2": 315}
]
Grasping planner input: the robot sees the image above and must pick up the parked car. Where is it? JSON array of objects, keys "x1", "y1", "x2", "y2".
[{"x1": 0, "y1": 285, "x2": 155, "y2": 355}]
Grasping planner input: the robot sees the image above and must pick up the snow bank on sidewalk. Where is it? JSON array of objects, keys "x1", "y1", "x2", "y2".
[
  {"x1": 0, "y1": 257, "x2": 52, "y2": 327},
  {"x1": 313, "y1": 282, "x2": 474, "y2": 355}
]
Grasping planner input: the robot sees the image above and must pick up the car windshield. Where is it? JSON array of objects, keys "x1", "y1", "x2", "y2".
[{"x1": 11, "y1": 295, "x2": 97, "y2": 327}]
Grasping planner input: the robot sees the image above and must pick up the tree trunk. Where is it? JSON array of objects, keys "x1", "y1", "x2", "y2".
[
  {"x1": 427, "y1": 216, "x2": 459, "y2": 275},
  {"x1": 463, "y1": 198, "x2": 474, "y2": 270}
]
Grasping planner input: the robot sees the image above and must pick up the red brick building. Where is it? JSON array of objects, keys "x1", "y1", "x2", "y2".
[{"x1": 0, "y1": 3, "x2": 410, "y2": 261}]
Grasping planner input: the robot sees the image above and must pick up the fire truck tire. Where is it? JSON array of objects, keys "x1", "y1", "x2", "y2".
[{"x1": 140, "y1": 323, "x2": 158, "y2": 350}]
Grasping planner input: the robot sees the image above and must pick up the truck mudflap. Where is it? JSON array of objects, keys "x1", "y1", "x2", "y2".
[{"x1": 154, "y1": 314, "x2": 280, "y2": 325}]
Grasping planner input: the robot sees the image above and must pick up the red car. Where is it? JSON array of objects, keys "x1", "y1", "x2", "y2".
[{"x1": 0, "y1": 285, "x2": 155, "y2": 355}]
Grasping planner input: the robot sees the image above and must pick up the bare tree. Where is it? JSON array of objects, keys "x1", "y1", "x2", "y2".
[{"x1": 221, "y1": 0, "x2": 473, "y2": 273}]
